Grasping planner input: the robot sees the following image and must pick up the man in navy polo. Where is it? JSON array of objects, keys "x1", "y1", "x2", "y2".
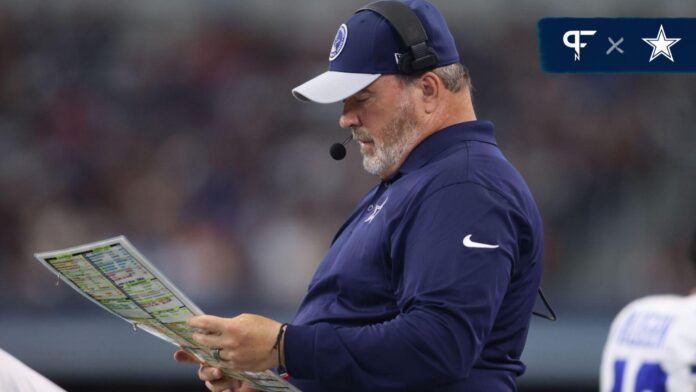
[{"x1": 176, "y1": 1, "x2": 544, "y2": 391}]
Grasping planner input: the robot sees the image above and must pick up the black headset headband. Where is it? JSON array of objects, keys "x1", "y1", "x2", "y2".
[{"x1": 358, "y1": 0, "x2": 439, "y2": 74}]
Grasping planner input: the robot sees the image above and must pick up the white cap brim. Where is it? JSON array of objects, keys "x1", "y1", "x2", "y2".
[{"x1": 292, "y1": 71, "x2": 381, "y2": 104}]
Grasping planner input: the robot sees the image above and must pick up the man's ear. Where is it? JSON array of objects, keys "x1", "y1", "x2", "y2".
[{"x1": 419, "y1": 72, "x2": 440, "y2": 113}]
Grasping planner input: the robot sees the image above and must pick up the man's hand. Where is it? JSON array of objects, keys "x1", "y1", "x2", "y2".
[
  {"x1": 174, "y1": 350, "x2": 258, "y2": 392},
  {"x1": 188, "y1": 313, "x2": 282, "y2": 372}
]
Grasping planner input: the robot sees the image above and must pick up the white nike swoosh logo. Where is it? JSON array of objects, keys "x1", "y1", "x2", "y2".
[{"x1": 463, "y1": 234, "x2": 499, "y2": 249}]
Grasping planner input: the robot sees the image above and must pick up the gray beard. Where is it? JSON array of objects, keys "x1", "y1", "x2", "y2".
[{"x1": 359, "y1": 98, "x2": 420, "y2": 177}]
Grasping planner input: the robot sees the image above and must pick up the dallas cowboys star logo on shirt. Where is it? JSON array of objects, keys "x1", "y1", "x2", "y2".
[{"x1": 364, "y1": 197, "x2": 388, "y2": 224}]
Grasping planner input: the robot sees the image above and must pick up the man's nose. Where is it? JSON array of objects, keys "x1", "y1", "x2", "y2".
[{"x1": 339, "y1": 104, "x2": 360, "y2": 129}]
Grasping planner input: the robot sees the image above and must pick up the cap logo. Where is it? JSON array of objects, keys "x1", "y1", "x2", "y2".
[{"x1": 329, "y1": 24, "x2": 348, "y2": 61}]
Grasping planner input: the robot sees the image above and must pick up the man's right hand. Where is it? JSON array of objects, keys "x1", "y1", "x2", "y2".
[{"x1": 174, "y1": 350, "x2": 258, "y2": 392}]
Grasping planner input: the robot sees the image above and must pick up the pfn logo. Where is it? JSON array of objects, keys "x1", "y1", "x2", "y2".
[{"x1": 563, "y1": 30, "x2": 596, "y2": 61}]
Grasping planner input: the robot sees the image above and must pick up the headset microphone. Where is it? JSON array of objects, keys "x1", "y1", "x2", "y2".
[{"x1": 330, "y1": 135, "x2": 352, "y2": 160}]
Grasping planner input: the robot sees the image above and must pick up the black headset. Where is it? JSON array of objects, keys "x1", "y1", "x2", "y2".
[{"x1": 357, "y1": 0, "x2": 439, "y2": 74}]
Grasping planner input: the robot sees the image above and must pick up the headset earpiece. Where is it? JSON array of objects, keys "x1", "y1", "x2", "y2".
[{"x1": 397, "y1": 43, "x2": 438, "y2": 73}]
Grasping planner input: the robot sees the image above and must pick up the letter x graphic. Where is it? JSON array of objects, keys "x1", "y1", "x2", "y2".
[{"x1": 606, "y1": 37, "x2": 624, "y2": 55}]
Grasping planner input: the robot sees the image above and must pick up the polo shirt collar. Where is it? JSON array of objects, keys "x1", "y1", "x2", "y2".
[{"x1": 387, "y1": 120, "x2": 496, "y2": 182}]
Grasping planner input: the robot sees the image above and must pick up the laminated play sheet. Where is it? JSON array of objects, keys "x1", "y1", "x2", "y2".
[{"x1": 34, "y1": 236, "x2": 300, "y2": 392}]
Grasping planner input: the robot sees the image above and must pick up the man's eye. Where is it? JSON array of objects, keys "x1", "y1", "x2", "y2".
[{"x1": 355, "y1": 96, "x2": 369, "y2": 103}]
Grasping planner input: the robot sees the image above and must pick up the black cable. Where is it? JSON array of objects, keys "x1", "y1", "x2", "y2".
[{"x1": 532, "y1": 287, "x2": 557, "y2": 321}]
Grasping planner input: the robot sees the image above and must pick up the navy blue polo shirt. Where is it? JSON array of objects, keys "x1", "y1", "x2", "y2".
[{"x1": 284, "y1": 121, "x2": 543, "y2": 392}]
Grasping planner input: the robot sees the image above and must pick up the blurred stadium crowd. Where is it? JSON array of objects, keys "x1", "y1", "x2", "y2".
[{"x1": 0, "y1": 1, "x2": 694, "y2": 322}]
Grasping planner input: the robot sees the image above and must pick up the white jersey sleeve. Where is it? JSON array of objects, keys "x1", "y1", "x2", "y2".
[
  {"x1": 0, "y1": 349, "x2": 66, "y2": 392},
  {"x1": 600, "y1": 294, "x2": 696, "y2": 392}
]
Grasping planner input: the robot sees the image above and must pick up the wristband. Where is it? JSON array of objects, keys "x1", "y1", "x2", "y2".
[{"x1": 273, "y1": 323, "x2": 289, "y2": 380}]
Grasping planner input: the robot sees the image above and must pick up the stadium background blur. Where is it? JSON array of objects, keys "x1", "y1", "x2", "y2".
[{"x1": 0, "y1": 0, "x2": 694, "y2": 391}]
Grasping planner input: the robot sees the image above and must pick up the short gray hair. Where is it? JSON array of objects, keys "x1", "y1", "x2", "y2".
[{"x1": 397, "y1": 62, "x2": 472, "y2": 93}]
